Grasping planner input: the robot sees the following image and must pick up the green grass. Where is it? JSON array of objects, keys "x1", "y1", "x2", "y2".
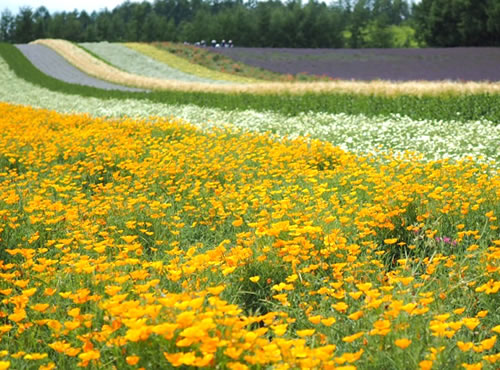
[{"x1": 2, "y1": 42, "x2": 500, "y2": 123}]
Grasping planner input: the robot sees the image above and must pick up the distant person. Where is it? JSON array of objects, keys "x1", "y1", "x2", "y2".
[
  {"x1": 211, "y1": 40, "x2": 216, "y2": 47},
  {"x1": 228, "y1": 40, "x2": 233, "y2": 48},
  {"x1": 221, "y1": 40, "x2": 226, "y2": 47},
  {"x1": 201, "y1": 40, "x2": 206, "y2": 47}
]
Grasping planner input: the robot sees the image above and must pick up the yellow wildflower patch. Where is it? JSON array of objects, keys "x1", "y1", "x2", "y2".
[{"x1": 0, "y1": 103, "x2": 498, "y2": 368}]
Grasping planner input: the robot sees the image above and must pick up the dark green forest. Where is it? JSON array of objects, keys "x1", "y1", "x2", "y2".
[{"x1": 1, "y1": 0, "x2": 499, "y2": 48}]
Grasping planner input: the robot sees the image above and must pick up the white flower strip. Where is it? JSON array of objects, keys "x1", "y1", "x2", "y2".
[
  {"x1": 1, "y1": 58, "x2": 498, "y2": 165},
  {"x1": 80, "y1": 42, "x2": 226, "y2": 84}
]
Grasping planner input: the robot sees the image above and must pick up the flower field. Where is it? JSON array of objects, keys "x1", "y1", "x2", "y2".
[
  {"x1": 79, "y1": 42, "x2": 226, "y2": 84},
  {"x1": 0, "y1": 40, "x2": 499, "y2": 369},
  {"x1": 32, "y1": 40, "x2": 500, "y2": 96}
]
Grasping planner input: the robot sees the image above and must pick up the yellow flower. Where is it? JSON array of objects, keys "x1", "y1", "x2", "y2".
[
  {"x1": 0, "y1": 361, "x2": 10, "y2": 370},
  {"x1": 419, "y1": 360, "x2": 433, "y2": 370},
  {"x1": 126, "y1": 356, "x2": 140, "y2": 365},
  {"x1": 370, "y1": 319, "x2": 391, "y2": 336},
  {"x1": 8, "y1": 309, "x2": 26, "y2": 323},
  {"x1": 64, "y1": 321, "x2": 81, "y2": 331},
  {"x1": 23, "y1": 353, "x2": 48, "y2": 360},
  {"x1": 462, "y1": 363, "x2": 482, "y2": 370},
  {"x1": 271, "y1": 323, "x2": 288, "y2": 336},
  {"x1": 394, "y1": 338, "x2": 412, "y2": 349},
  {"x1": 249, "y1": 276, "x2": 260, "y2": 283},
  {"x1": 479, "y1": 336, "x2": 497, "y2": 351},
  {"x1": 39, "y1": 363, "x2": 56, "y2": 370},
  {"x1": 30, "y1": 303, "x2": 50, "y2": 312},
  {"x1": 321, "y1": 317, "x2": 336, "y2": 326},
  {"x1": 347, "y1": 310, "x2": 363, "y2": 321},
  {"x1": 78, "y1": 349, "x2": 100, "y2": 362},
  {"x1": 457, "y1": 341, "x2": 473, "y2": 351},
  {"x1": 384, "y1": 238, "x2": 398, "y2": 245},
  {"x1": 476, "y1": 310, "x2": 488, "y2": 318},
  {"x1": 308, "y1": 315, "x2": 322, "y2": 324},
  {"x1": 232, "y1": 218, "x2": 243, "y2": 227},
  {"x1": 121, "y1": 235, "x2": 138, "y2": 243},
  {"x1": 462, "y1": 317, "x2": 480, "y2": 330},
  {"x1": 227, "y1": 362, "x2": 249, "y2": 370},
  {"x1": 348, "y1": 291, "x2": 363, "y2": 300},
  {"x1": 342, "y1": 331, "x2": 364, "y2": 343},
  {"x1": 296, "y1": 329, "x2": 315, "y2": 337},
  {"x1": 332, "y1": 302, "x2": 348, "y2": 312}
]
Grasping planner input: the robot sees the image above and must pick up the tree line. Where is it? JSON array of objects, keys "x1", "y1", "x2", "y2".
[{"x1": 1, "y1": 0, "x2": 499, "y2": 48}]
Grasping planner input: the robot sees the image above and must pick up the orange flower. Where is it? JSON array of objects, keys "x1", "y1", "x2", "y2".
[
  {"x1": 126, "y1": 356, "x2": 140, "y2": 365},
  {"x1": 8, "y1": 309, "x2": 26, "y2": 323},
  {"x1": 343, "y1": 331, "x2": 365, "y2": 343},
  {"x1": 419, "y1": 360, "x2": 433, "y2": 370},
  {"x1": 296, "y1": 329, "x2": 316, "y2": 337},
  {"x1": 394, "y1": 338, "x2": 412, "y2": 349}
]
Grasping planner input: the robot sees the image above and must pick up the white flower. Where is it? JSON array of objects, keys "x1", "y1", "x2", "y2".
[{"x1": 1, "y1": 57, "x2": 498, "y2": 165}]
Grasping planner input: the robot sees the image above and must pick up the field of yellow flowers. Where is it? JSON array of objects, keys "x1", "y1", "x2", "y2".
[{"x1": 0, "y1": 102, "x2": 499, "y2": 369}]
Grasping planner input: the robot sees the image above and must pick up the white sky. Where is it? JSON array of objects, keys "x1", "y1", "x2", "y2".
[{"x1": 1, "y1": 0, "x2": 145, "y2": 14}]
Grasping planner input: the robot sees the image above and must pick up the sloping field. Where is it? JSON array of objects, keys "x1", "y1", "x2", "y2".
[
  {"x1": 16, "y1": 44, "x2": 146, "y2": 92},
  {"x1": 0, "y1": 40, "x2": 499, "y2": 370},
  {"x1": 80, "y1": 42, "x2": 227, "y2": 84},
  {"x1": 7, "y1": 42, "x2": 500, "y2": 124},
  {"x1": 211, "y1": 47, "x2": 500, "y2": 82},
  {"x1": 126, "y1": 42, "x2": 259, "y2": 83},
  {"x1": 1, "y1": 52, "x2": 499, "y2": 163},
  {"x1": 150, "y1": 41, "x2": 315, "y2": 82},
  {"x1": 35, "y1": 39, "x2": 500, "y2": 96},
  {"x1": 0, "y1": 102, "x2": 499, "y2": 370}
]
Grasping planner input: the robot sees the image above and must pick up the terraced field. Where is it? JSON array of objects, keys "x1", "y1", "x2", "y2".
[{"x1": 0, "y1": 40, "x2": 498, "y2": 370}]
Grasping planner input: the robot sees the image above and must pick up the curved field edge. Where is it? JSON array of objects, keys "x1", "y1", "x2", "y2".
[
  {"x1": 15, "y1": 44, "x2": 147, "y2": 92},
  {"x1": 2, "y1": 55, "x2": 499, "y2": 164},
  {"x1": 80, "y1": 42, "x2": 224, "y2": 84},
  {"x1": 0, "y1": 103, "x2": 499, "y2": 369},
  {"x1": 35, "y1": 39, "x2": 500, "y2": 97},
  {"x1": 74, "y1": 42, "x2": 128, "y2": 72},
  {"x1": 125, "y1": 43, "x2": 259, "y2": 84},
  {"x1": 150, "y1": 42, "x2": 302, "y2": 82},
  {"x1": 2, "y1": 43, "x2": 500, "y2": 123}
]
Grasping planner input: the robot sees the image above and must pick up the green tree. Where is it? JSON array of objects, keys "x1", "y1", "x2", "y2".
[
  {"x1": 348, "y1": 0, "x2": 370, "y2": 47},
  {"x1": 14, "y1": 6, "x2": 35, "y2": 43},
  {"x1": 486, "y1": 0, "x2": 500, "y2": 38},
  {"x1": 33, "y1": 6, "x2": 50, "y2": 40},
  {"x1": 0, "y1": 9, "x2": 14, "y2": 42},
  {"x1": 414, "y1": 0, "x2": 497, "y2": 46}
]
